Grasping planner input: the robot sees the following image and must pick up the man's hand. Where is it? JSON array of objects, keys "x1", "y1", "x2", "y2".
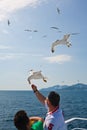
[{"x1": 31, "y1": 84, "x2": 37, "y2": 92}]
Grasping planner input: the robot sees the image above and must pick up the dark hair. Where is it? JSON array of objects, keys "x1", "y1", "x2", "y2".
[
  {"x1": 14, "y1": 110, "x2": 29, "y2": 130},
  {"x1": 48, "y1": 91, "x2": 60, "y2": 107}
]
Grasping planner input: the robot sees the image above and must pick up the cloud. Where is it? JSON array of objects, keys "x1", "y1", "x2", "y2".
[
  {"x1": 31, "y1": 54, "x2": 43, "y2": 57},
  {"x1": 0, "y1": 0, "x2": 45, "y2": 21},
  {"x1": 44, "y1": 54, "x2": 72, "y2": 64},
  {"x1": 0, "y1": 53, "x2": 24, "y2": 60},
  {"x1": 0, "y1": 45, "x2": 12, "y2": 49},
  {"x1": 0, "y1": 52, "x2": 43, "y2": 60},
  {"x1": 0, "y1": 53, "x2": 15, "y2": 60}
]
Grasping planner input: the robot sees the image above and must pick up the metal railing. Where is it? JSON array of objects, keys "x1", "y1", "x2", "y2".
[{"x1": 65, "y1": 117, "x2": 87, "y2": 130}]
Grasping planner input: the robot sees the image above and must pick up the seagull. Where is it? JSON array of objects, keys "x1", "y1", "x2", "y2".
[
  {"x1": 33, "y1": 30, "x2": 38, "y2": 32},
  {"x1": 51, "y1": 34, "x2": 72, "y2": 53},
  {"x1": 27, "y1": 70, "x2": 47, "y2": 84},
  {"x1": 57, "y1": 7, "x2": 60, "y2": 14},
  {"x1": 24, "y1": 29, "x2": 32, "y2": 32},
  {"x1": 8, "y1": 20, "x2": 10, "y2": 26},
  {"x1": 42, "y1": 35, "x2": 47, "y2": 38},
  {"x1": 50, "y1": 26, "x2": 59, "y2": 30}
]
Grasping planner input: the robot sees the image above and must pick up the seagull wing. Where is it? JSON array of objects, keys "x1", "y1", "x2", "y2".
[
  {"x1": 28, "y1": 70, "x2": 47, "y2": 83},
  {"x1": 28, "y1": 74, "x2": 37, "y2": 84},
  {"x1": 8, "y1": 20, "x2": 10, "y2": 25},
  {"x1": 24, "y1": 29, "x2": 32, "y2": 32},
  {"x1": 27, "y1": 75, "x2": 33, "y2": 84},
  {"x1": 70, "y1": 33, "x2": 80, "y2": 35},
  {"x1": 63, "y1": 34, "x2": 70, "y2": 40},
  {"x1": 51, "y1": 40, "x2": 61, "y2": 53},
  {"x1": 57, "y1": 8, "x2": 60, "y2": 14},
  {"x1": 35, "y1": 73, "x2": 43, "y2": 79},
  {"x1": 35, "y1": 72, "x2": 47, "y2": 82},
  {"x1": 33, "y1": 30, "x2": 38, "y2": 32},
  {"x1": 50, "y1": 27, "x2": 59, "y2": 30}
]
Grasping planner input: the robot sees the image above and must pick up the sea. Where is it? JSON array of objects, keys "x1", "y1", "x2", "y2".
[{"x1": 0, "y1": 85, "x2": 87, "y2": 130}]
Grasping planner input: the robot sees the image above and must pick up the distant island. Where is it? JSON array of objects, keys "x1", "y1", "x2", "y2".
[{"x1": 40, "y1": 83, "x2": 87, "y2": 91}]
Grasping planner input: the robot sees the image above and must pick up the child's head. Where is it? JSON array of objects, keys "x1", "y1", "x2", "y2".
[{"x1": 14, "y1": 110, "x2": 30, "y2": 130}]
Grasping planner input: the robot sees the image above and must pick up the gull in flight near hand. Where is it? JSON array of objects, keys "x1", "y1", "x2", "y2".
[
  {"x1": 51, "y1": 34, "x2": 72, "y2": 53},
  {"x1": 27, "y1": 70, "x2": 47, "y2": 84}
]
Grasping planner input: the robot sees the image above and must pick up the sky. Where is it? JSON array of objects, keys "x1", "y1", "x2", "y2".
[{"x1": 0, "y1": 0, "x2": 87, "y2": 90}]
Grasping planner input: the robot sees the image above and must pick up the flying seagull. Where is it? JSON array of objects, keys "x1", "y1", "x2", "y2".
[
  {"x1": 24, "y1": 29, "x2": 32, "y2": 32},
  {"x1": 33, "y1": 30, "x2": 38, "y2": 32},
  {"x1": 51, "y1": 34, "x2": 72, "y2": 53},
  {"x1": 50, "y1": 26, "x2": 59, "y2": 30},
  {"x1": 8, "y1": 20, "x2": 10, "y2": 26},
  {"x1": 42, "y1": 35, "x2": 47, "y2": 38},
  {"x1": 57, "y1": 7, "x2": 60, "y2": 14},
  {"x1": 27, "y1": 70, "x2": 47, "y2": 84}
]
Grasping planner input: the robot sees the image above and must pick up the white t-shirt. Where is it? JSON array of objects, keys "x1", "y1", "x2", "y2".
[{"x1": 43, "y1": 107, "x2": 67, "y2": 130}]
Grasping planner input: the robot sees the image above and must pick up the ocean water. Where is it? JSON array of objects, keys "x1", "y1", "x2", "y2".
[{"x1": 0, "y1": 88, "x2": 87, "y2": 130}]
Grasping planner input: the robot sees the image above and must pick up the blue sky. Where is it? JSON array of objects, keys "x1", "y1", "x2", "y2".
[{"x1": 0, "y1": 0, "x2": 87, "y2": 90}]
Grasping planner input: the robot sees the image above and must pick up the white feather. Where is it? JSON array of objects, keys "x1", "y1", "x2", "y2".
[
  {"x1": 51, "y1": 34, "x2": 72, "y2": 53},
  {"x1": 27, "y1": 70, "x2": 47, "y2": 84}
]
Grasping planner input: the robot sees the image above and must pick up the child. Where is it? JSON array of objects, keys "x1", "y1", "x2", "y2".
[{"x1": 14, "y1": 110, "x2": 44, "y2": 130}]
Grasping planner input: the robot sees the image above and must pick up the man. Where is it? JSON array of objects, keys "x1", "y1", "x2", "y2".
[
  {"x1": 14, "y1": 110, "x2": 44, "y2": 130},
  {"x1": 31, "y1": 84, "x2": 67, "y2": 130}
]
